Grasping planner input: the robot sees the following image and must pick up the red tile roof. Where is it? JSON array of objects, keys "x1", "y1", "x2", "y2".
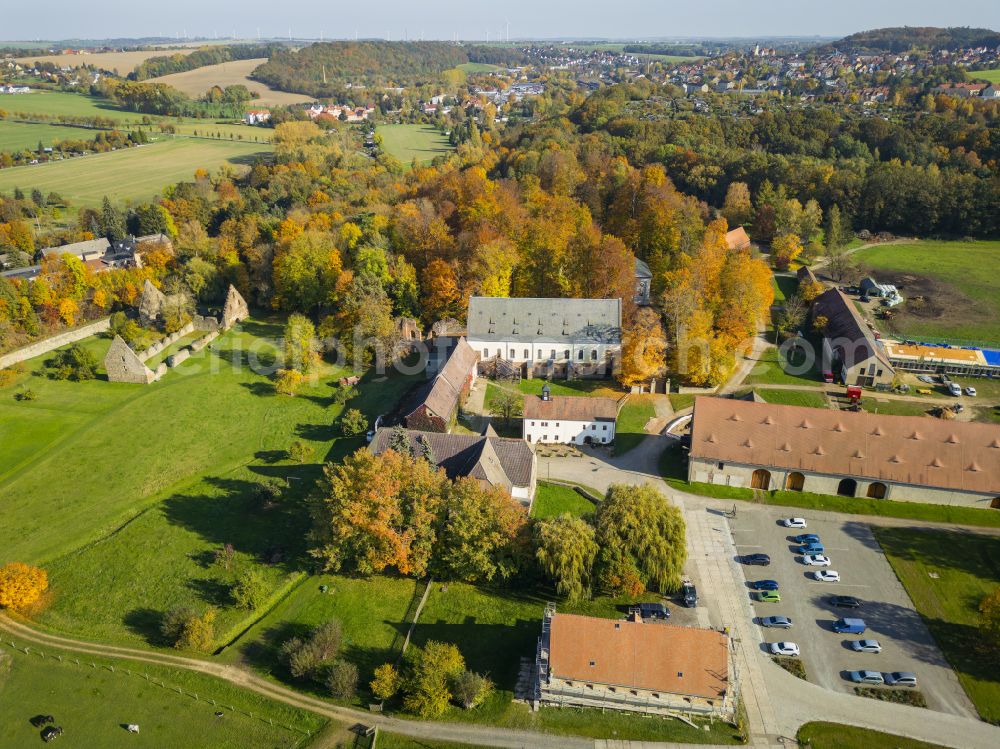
[
  {"x1": 548, "y1": 613, "x2": 729, "y2": 699},
  {"x1": 524, "y1": 395, "x2": 618, "y2": 422}
]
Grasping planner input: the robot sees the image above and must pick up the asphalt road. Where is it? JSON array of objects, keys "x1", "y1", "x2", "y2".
[{"x1": 730, "y1": 508, "x2": 976, "y2": 718}]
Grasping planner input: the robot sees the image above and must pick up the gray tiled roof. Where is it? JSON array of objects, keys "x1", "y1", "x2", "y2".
[
  {"x1": 408, "y1": 337, "x2": 479, "y2": 421},
  {"x1": 39, "y1": 237, "x2": 111, "y2": 258},
  {"x1": 813, "y1": 289, "x2": 893, "y2": 372},
  {"x1": 635, "y1": 258, "x2": 652, "y2": 279},
  {"x1": 369, "y1": 428, "x2": 535, "y2": 490},
  {"x1": 467, "y1": 297, "x2": 621, "y2": 345}
]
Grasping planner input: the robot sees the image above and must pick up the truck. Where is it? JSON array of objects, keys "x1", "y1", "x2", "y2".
[{"x1": 833, "y1": 617, "x2": 866, "y2": 634}]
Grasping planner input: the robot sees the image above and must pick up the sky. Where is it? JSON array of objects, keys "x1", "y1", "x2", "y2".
[{"x1": 3, "y1": 0, "x2": 999, "y2": 42}]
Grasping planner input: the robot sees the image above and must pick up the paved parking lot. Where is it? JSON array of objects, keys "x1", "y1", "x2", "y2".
[{"x1": 730, "y1": 508, "x2": 975, "y2": 717}]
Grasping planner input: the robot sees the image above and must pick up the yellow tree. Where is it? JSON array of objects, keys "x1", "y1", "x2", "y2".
[
  {"x1": 0, "y1": 562, "x2": 48, "y2": 611},
  {"x1": 771, "y1": 233, "x2": 804, "y2": 271},
  {"x1": 619, "y1": 307, "x2": 667, "y2": 387}
]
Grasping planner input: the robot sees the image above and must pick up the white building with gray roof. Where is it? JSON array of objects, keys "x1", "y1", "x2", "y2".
[{"x1": 466, "y1": 296, "x2": 621, "y2": 379}]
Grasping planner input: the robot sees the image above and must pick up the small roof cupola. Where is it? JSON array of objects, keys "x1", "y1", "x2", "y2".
[{"x1": 541, "y1": 383, "x2": 551, "y2": 401}]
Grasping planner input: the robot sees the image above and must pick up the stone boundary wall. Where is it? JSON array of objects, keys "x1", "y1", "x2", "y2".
[
  {"x1": 0, "y1": 318, "x2": 111, "y2": 370},
  {"x1": 137, "y1": 322, "x2": 195, "y2": 362},
  {"x1": 193, "y1": 314, "x2": 220, "y2": 332}
]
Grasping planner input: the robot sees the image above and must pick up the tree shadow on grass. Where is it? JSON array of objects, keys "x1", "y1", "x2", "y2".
[
  {"x1": 296, "y1": 423, "x2": 335, "y2": 441},
  {"x1": 240, "y1": 381, "x2": 276, "y2": 397},
  {"x1": 159, "y1": 476, "x2": 310, "y2": 575},
  {"x1": 123, "y1": 607, "x2": 170, "y2": 646},
  {"x1": 186, "y1": 577, "x2": 234, "y2": 607}
]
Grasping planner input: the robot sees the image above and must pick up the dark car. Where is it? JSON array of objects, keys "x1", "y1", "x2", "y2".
[
  {"x1": 682, "y1": 582, "x2": 698, "y2": 607},
  {"x1": 750, "y1": 579, "x2": 779, "y2": 591},
  {"x1": 830, "y1": 595, "x2": 863, "y2": 609},
  {"x1": 793, "y1": 534, "x2": 821, "y2": 544},
  {"x1": 632, "y1": 602, "x2": 669, "y2": 620},
  {"x1": 741, "y1": 553, "x2": 771, "y2": 566}
]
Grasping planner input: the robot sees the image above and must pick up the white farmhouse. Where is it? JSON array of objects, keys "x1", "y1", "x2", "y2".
[
  {"x1": 466, "y1": 296, "x2": 621, "y2": 379},
  {"x1": 522, "y1": 385, "x2": 618, "y2": 445}
]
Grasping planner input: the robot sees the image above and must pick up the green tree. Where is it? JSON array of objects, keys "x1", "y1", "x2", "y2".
[
  {"x1": 435, "y1": 477, "x2": 528, "y2": 583},
  {"x1": 535, "y1": 513, "x2": 599, "y2": 602},
  {"x1": 979, "y1": 586, "x2": 1000, "y2": 650},
  {"x1": 824, "y1": 204, "x2": 846, "y2": 254},
  {"x1": 490, "y1": 389, "x2": 522, "y2": 429},
  {"x1": 325, "y1": 659, "x2": 359, "y2": 699},
  {"x1": 49, "y1": 344, "x2": 98, "y2": 381},
  {"x1": 232, "y1": 568, "x2": 268, "y2": 610},
  {"x1": 288, "y1": 439, "x2": 313, "y2": 464},
  {"x1": 100, "y1": 196, "x2": 127, "y2": 241},
  {"x1": 284, "y1": 313, "x2": 318, "y2": 373},
  {"x1": 273, "y1": 231, "x2": 342, "y2": 313},
  {"x1": 595, "y1": 484, "x2": 687, "y2": 595},
  {"x1": 162, "y1": 607, "x2": 216, "y2": 652},
  {"x1": 340, "y1": 408, "x2": 368, "y2": 437},
  {"x1": 403, "y1": 641, "x2": 465, "y2": 718},
  {"x1": 721, "y1": 181, "x2": 753, "y2": 228},
  {"x1": 451, "y1": 670, "x2": 493, "y2": 709}
]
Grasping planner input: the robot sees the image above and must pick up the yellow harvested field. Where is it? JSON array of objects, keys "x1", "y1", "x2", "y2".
[
  {"x1": 150, "y1": 59, "x2": 313, "y2": 106},
  {"x1": 14, "y1": 50, "x2": 174, "y2": 72}
]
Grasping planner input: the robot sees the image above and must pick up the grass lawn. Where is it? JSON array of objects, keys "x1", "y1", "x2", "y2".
[
  {"x1": 668, "y1": 393, "x2": 695, "y2": 411},
  {"x1": 874, "y1": 528, "x2": 1000, "y2": 723},
  {"x1": 376, "y1": 124, "x2": 453, "y2": 166},
  {"x1": 456, "y1": 63, "x2": 500, "y2": 73},
  {"x1": 757, "y1": 388, "x2": 827, "y2": 408},
  {"x1": 518, "y1": 378, "x2": 620, "y2": 398},
  {"x1": 483, "y1": 381, "x2": 522, "y2": 437},
  {"x1": 0, "y1": 120, "x2": 110, "y2": 152},
  {"x1": 860, "y1": 397, "x2": 932, "y2": 417},
  {"x1": 614, "y1": 395, "x2": 654, "y2": 455},
  {"x1": 0, "y1": 138, "x2": 270, "y2": 206},
  {"x1": 530, "y1": 482, "x2": 598, "y2": 519},
  {"x1": 772, "y1": 274, "x2": 798, "y2": 303},
  {"x1": 0, "y1": 642, "x2": 325, "y2": 749},
  {"x1": 796, "y1": 721, "x2": 947, "y2": 749},
  {"x1": 0, "y1": 319, "x2": 413, "y2": 568},
  {"x1": 744, "y1": 345, "x2": 821, "y2": 386},
  {"x1": 223, "y1": 572, "x2": 419, "y2": 689},
  {"x1": 854, "y1": 240, "x2": 1000, "y2": 343},
  {"x1": 0, "y1": 91, "x2": 147, "y2": 123},
  {"x1": 975, "y1": 68, "x2": 1000, "y2": 84}
]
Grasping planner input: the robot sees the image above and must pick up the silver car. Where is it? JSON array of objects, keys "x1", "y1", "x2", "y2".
[
  {"x1": 884, "y1": 671, "x2": 918, "y2": 687},
  {"x1": 849, "y1": 669, "x2": 884, "y2": 685},
  {"x1": 851, "y1": 639, "x2": 882, "y2": 654}
]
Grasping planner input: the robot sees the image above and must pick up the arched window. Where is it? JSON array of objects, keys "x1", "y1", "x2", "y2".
[
  {"x1": 837, "y1": 478, "x2": 857, "y2": 497},
  {"x1": 866, "y1": 482, "x2": 887, "y2": 499},
  {"x1": 785, "y1": 472, "x2": 805, "y2": 492},
  {"x1": 751, "y1": 469, "x2": 771, "y2": 490}
]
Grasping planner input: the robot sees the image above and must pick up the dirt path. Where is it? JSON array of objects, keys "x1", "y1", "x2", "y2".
[{"x1": 0, "y1": 615, "x2": 589, "y2": 749}]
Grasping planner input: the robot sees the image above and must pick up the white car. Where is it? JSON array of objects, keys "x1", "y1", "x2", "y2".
[
  {"x1": 813, "y1": 570, "x2": 840, "y2": 582},
  {"x1": 965, "y1": 387, "x2": 977, "y2": 397},
  {"x1": 802, "y1": 554, "x2": 831, "y2": 567},
  {"x1": 851, "y1": 639, "x2": 882, "y2": 654},
  {"x1": 769, "y1": 641, "x2": 800, "y2": 657},
  {"x1": 781, "y1": 517, "x2": 807, "y2": 528}
]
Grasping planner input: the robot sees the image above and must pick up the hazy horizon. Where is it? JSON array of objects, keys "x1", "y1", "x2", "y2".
[{"x1": 2, "y1": 0, "x2": 999, "y2": 44}]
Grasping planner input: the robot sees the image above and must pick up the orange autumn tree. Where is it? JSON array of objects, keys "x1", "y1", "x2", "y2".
[
  {"x1": 420, "y1": 259, "x2": 462, "y2": 324},
  {"x1": 0, "y1": 562, "x2": 48, "y2": 611},
  {"x1": 619, "y1": 307, "x2": 667, "y2": 387},
  {"x1": 310, "y1": 448, "x2": 447, "y2": 577}
]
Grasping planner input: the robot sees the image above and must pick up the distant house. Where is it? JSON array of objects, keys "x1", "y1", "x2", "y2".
[
  {"x1": 724, "y1": 226, "x2": 751, "y2": 252},
  {"x1": 401, "y1": 337, "x2": 479, "y2": 432},
  {"x1": 982, "y1": 86, "x2": 1000, "y2": 100},
  {"x1": 369, "y1": 426, "x2": 537, "y2": 506},
  {"x1": 536, "y1": 610, "x2": 733, "y2": 719},
  {"x1": 932, "y1": 82, "x2": 987, "y2": 98},
  {"x1": 522, "y1": 386, "x2": 618, "y2": 445},
  {"x1": 243, "y1": 109, "x2": 271, "y2": 125},
  {"x1": 634, "y1": 258, "x2": 652, "y2": 306},
  {"x1": 812, "y1": 288, "x2": 895, "y2": 387},
  {"x1": 466, "y1": 296, "x2": 622, "y2": 379}
]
